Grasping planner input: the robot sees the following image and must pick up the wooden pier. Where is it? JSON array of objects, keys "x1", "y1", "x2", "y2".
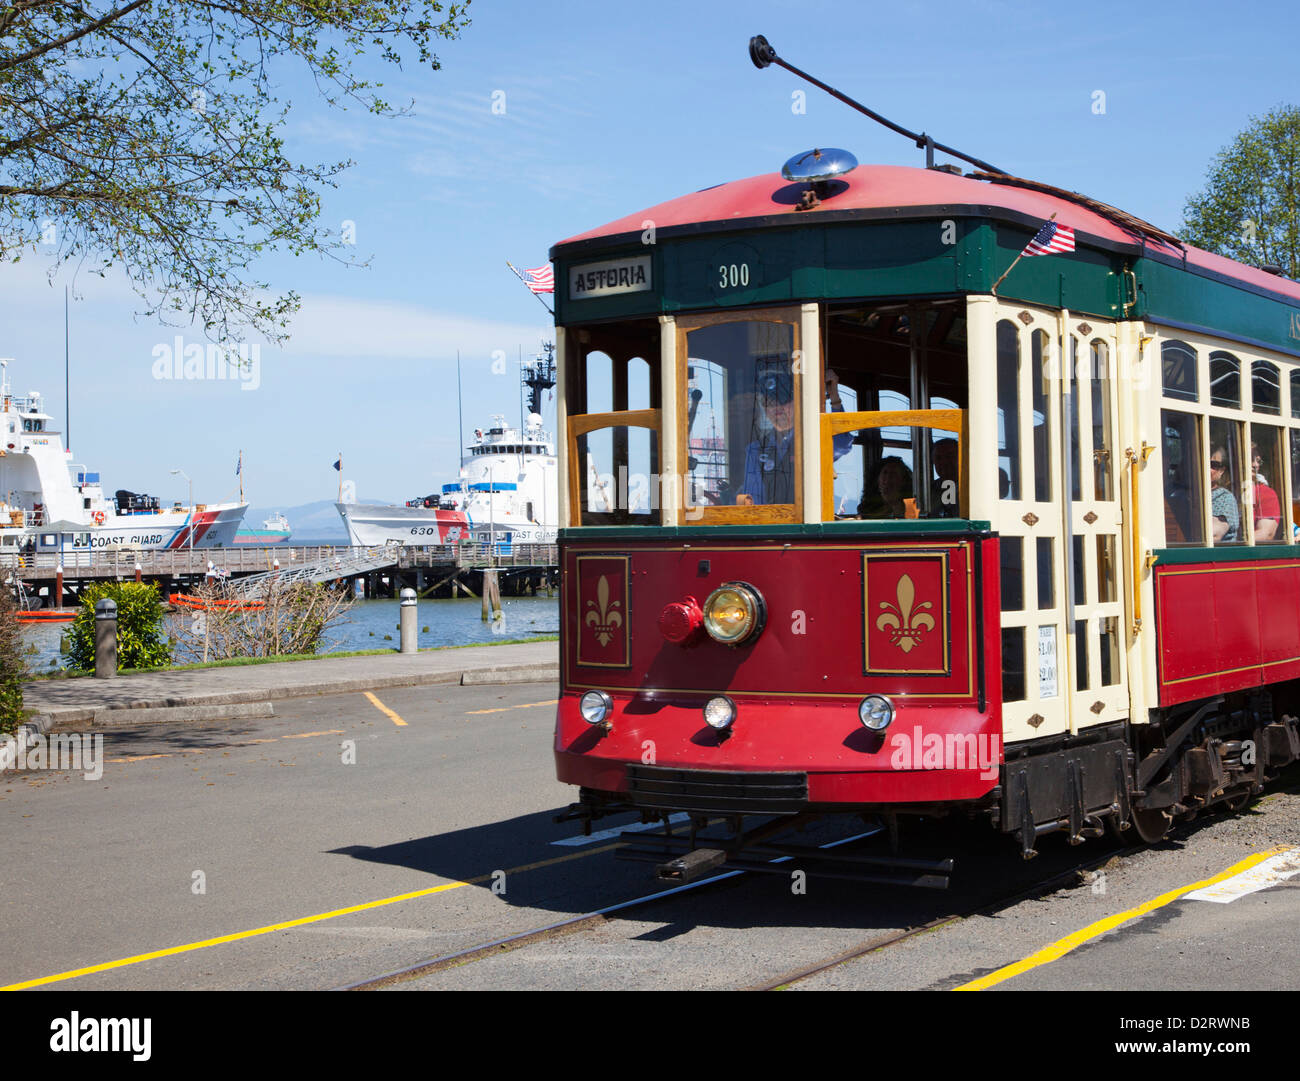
[{"x1": 2, "y1": 543, "x2": 559, "y2": 607}]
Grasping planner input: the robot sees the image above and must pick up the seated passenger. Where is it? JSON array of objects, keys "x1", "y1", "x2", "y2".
[
  {"x1": 1209, "y1": 445, "x2": 1240, "y2": 542},
  {"x1": 736, "y1": 368, "x2": 852, "y2": 506},
  {"x1": 1250, "y1": 443, "x2": 1281, "y2": 541},
  {"x1": 861, "y1": 457, "x2": 913, "y2": 519},
  {"x1": 929, "y1": 438, "x2": 960, "y2": 516}
]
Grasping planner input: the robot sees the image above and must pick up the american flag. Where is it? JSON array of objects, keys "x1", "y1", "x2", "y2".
[
  {"x1": 1022, "y1": 220, "x2": 1076, "y2": 257},
  {"x1": 524, "y1": 264, "x2": 554, "y2": 294}
]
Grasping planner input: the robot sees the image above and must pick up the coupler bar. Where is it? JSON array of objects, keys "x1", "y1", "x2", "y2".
[{"x1": 653, "y1": 847, "x2": 728, "y2": 882}]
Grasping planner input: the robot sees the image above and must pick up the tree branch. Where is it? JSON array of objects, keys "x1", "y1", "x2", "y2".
[{"x1": 0, "y1": 0, "x2": 152, "y2": 73}]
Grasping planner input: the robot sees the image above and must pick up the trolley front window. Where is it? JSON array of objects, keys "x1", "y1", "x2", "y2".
[{"x1": 680, "y1": 312, "x2": 801, "y2": 524}]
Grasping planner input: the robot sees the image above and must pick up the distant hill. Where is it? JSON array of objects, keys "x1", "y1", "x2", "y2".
[{"x1": 243, "y1": 498, "x2": 397, "y2": 542}]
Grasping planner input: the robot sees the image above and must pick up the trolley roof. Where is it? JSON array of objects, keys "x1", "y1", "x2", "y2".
[{"x1": 554, "y1": 164, "x2": 1300, "y2": 305}]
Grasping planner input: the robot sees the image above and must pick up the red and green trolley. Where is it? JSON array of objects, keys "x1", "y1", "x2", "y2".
[{"x1": 548, "y1": 38, "x2": 1300, "y2": 884}]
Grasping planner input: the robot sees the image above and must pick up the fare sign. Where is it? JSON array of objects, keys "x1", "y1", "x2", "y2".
[{"x1": 569, "y1": 255, "x2": 652, "y2": 300}]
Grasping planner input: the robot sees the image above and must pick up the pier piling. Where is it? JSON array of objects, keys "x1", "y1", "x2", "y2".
[{"x1": 481, "y1": 569, "x2": 502, "y2": 621}]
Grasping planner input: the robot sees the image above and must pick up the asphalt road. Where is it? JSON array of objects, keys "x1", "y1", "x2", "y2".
[{"x1": 2, "y1": 681, "x2": 1298, "y2": 995}]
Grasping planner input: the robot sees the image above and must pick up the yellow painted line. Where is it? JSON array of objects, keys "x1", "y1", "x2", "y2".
[
  {"x1": 466, "y1": 699, "x2": 558, "y2": 716},
  {"x1": 107, "y1": 732, "x2": 344, "y2": 764},
  {"x1": 108, "y1": 749, "x2": 205, "y2": 764},
  {"x1": 955, "y1": 847, "x2": 1286, "y2": 991},
  {"x1": 0, "y1": 881, "x2": 469, "y2": 991},
  {"x1": 364, "y1": 692, "x2": 407, "y2": 727},
  {"x1": 0, "y1": 841, "x2": 625, "y2": 992}
]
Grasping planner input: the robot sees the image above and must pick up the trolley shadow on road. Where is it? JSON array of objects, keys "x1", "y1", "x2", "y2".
[{"x1": 322, "y1": 807, "x2": 1226, "y2": 935}]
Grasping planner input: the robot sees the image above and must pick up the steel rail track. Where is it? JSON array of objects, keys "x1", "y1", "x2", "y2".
[
  {"x1": 333, "y1": 827, "x2": 882, "y2": 991},
  {"x1": 745, "y1": 843, "x2": 1141, "y2": 991}
]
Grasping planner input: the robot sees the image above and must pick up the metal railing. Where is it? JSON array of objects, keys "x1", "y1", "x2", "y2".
[
  {"x1": 0, "y1": 542, "x2": 560, "y2": 581},
  {"x1": 0, "y1": 544, "x2": 377, "y2": 577}
]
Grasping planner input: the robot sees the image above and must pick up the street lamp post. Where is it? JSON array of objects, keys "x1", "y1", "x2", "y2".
[{"x1": 170, "y1": 468, "x2": 192, "y2": 553}]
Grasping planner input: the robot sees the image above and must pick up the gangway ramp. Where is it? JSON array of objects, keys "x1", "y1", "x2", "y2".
[{"x1": 229, "y1": 546, "x2": 397, "y2": 597}]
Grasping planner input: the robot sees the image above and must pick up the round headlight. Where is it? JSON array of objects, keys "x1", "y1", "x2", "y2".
[
  {"x1": 859, "y1": 695, "x2": 895, "y2": 731},
  {"x1": 579, "y1": 690, "x2": 613, "y2": 726},
  {"x1": 702, "y1": 582, "x2": 765, "y2": 645},
  {"x1": 703, "y1": 696, "x2": 736, "y2": 730}
]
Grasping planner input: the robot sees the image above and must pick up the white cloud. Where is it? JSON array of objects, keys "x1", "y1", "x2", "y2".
[{"x1": 278, "y1": 293, "x2": 551, "y2": 361}]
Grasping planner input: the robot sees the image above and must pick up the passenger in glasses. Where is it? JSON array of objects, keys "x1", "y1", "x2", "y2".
[{"x1": 1209, "y1": 446, "x2": 1240, "y2": 542}]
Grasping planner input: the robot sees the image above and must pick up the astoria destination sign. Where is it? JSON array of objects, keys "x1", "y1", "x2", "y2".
[{"x1": 569, "y1": 255, "x2": 652, "y2": 299}]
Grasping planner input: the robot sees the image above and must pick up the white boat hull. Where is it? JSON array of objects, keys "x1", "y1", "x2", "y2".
[
  {"x1": 5, "y1": 502, "x2": 247, "y2": 550},
  {"x1": 336, "y1": 503, "x2": 467, "y2": 546}
]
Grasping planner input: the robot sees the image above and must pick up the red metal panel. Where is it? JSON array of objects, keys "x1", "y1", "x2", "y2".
[
  {"x1": 573, "y1": 554, "x2": 630, "y2": 668},
  {"x1": 554, "y1": 696, "x2": 1000, "y2": 804},
  {"x1": 556, "y1": 533, "x2": 1004, "y2": 808},
  {"x1": 1156, "y1": 557, "x2": 1300, "y2": 706},
  {"x1": 864, "y1": 552, "x2": 950, "y2": 675},
  {"x1": 1256, "y1": 563, "x2": 1300, "y2": 668},
  {"x1": 564, "y1": 539, "x2": 976, "y2": 702}
]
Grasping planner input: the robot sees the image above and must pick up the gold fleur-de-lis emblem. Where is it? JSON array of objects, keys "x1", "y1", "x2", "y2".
[
  {"x1": 585, "y1": 574, "x2": 623, "y2": 647},
  {"x1": 875, "y1": 574, "x2": 935, "y2": 654}
]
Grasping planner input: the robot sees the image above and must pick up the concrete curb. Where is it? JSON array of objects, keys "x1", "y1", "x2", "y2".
[
  {"x1": 0, "y1": 713, "x2": 55, "y2": 771},
  {"x1": 461, "y1": 665, "x2": 559, "y2": 686},
  {"x1": 89, "y1": 702, "x2": 276, "y2": 726},
  {"x1": 30, "y1": 663, "x2": 560, "y2": 726}
]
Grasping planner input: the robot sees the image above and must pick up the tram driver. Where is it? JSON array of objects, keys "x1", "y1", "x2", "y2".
[{"x1": 736, "y1": 368, "x2": 852, "y2": 506}]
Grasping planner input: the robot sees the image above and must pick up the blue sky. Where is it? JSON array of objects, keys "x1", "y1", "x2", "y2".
[{"x1": 3, "y1": 0, "x2": 1297, "y2": 510}]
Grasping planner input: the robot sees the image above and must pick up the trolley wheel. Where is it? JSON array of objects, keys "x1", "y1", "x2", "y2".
[
  {"x1": 1222, "y1": 788, "x2": 1253, "y2": 813},
  {"x1": 1129, "y1": 807, "x2": 1173, "y2": 844}
]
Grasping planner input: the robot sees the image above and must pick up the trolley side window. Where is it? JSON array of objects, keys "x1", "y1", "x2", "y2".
[
  {"x1": 1291, "y1": 430, "x2": 1300, "y2": 535},
  {"x1": 1208, "y1": 416, "x2": 1245, "y2": 545},
  {"x1": 1252, "y1": 361, "x2": 1281, "y2": 415},
  {"x1": 822, "y1": 300, "x2": 969, "y2": 520},
  {"x1": 1210, "y1": 351, "x2": 1241, "y2": 409},
  {"x1": 997, "y1": 319, "x2": 1021, "y2": 500},
  {"x1": 1249, "y1": 424, "x2": 1285, "y2": 543},
  {"x1": 565, "y1": 321, "x2": 662, "y2": 527},
  {"x1": 1161, "y1": 340, "x2": 1198, "y2": 402},
  {"x1": 1161, "y1": 410, "x2": 1205, "y2": 546}
]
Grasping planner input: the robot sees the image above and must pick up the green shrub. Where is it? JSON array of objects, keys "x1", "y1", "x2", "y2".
[
  {"x1": 64, "y1": 582, "x2": 171, "y2": 672},
  {"x1": 0, "y1": 589, "x2": 26, "y2": 735}
]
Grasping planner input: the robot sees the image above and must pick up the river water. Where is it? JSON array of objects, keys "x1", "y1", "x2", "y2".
[{"x1": 20, "y1": 595, "x2": 560, "y2": 673}]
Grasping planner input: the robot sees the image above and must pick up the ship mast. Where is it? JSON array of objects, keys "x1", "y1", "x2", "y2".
[{"x1": 520, "y1": 342, "x2": 557, "y2": 418}]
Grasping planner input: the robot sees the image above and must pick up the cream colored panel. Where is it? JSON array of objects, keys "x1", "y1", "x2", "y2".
[
  {"x1": 965, "y1": 296, "x2": 999, "y2": 522},
  {"x1": 989, "y1": 301, "x2": 1070, "y2": 745},
  {"x1": 658, "y1": 315, "x2": 679, "y2": 526},
  {"x1": 555, "y1": 326, "x2": 569, "y2": 529}
]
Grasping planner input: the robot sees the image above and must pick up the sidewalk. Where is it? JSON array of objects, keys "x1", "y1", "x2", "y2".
[{"x1": 21, "y1": 642, "x2": 560, "y2": 727}]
